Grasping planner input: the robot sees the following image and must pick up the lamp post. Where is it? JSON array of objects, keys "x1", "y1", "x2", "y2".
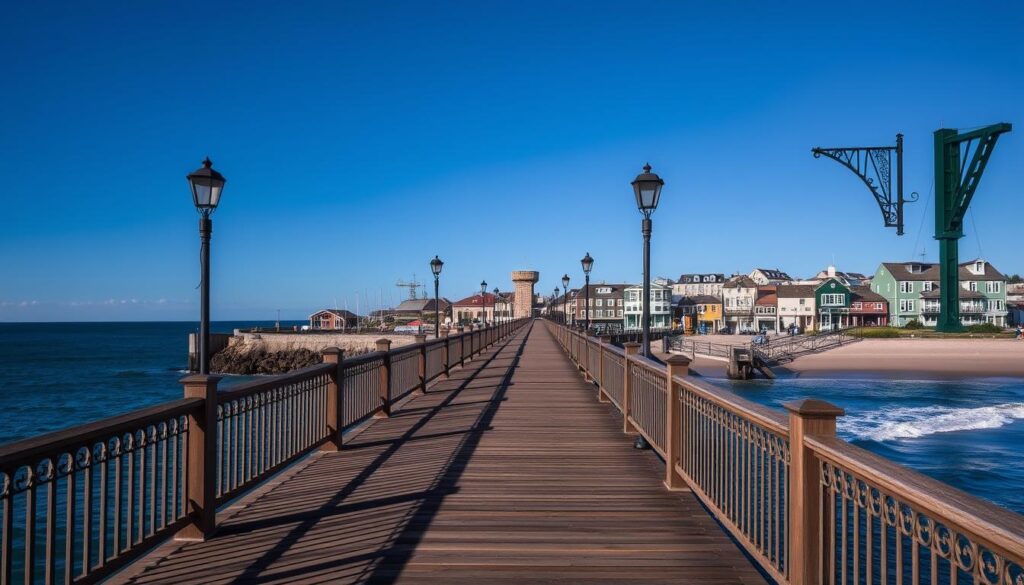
[
  {"x1": 187, "y1": 158, "x2": 226, "y2": 375},
  {"x1": 430, "y1": 255, "x2": 443, "y2": 337},
  {"x1": 581, "y1": 253, "x2": 593, "y2": 331},
  {"x1": 631, "y1": 163, "x2": 664, "y2": 358},
  {"x1": 493, "y1": 287, "x2": 501, "y2": 323},
  {"x1": 553, "y1": 287, "x2": 559, "y2": 320},
  {"x1": 561, "y1": 274, "x2": 570, "y2": 325},
  {"x1": 480, "y1": 280, "x2": 487, "y2": 326}
]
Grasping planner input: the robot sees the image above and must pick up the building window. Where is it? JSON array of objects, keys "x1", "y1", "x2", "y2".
[
  {"x1": 617, "y1": 299, "x2": 623, "y2": 306},
  {"x1": 987, "y1": 281, "x2": 1001, "y2": 293},
  {"x1": 821, "y1": 294, "x2": 844, "y2": 306},
  {"x1": 900, "y1": 281, "x2": 913, "y2": 293},
  {"x1": 900, "y1": 299, "x2": 915, "y2": 312},
  {"x1": 874, "y1": 303, "x2": 884, "y2": 310},
  {"x1": 596, "y1": 299, "x2": 603, "y2": 307},
  {"x1": 617, "y1": 310, "x2": 623, "y2": 317},
  {"x1": 799, "y1": 298, "x2": 805, "y2": 305},
  {"x1": 969, "y1": 281, "x2": 978, "y2": 292},
  {"x1": 923, "y1": 282, "x2": 933, "y2": 292}
]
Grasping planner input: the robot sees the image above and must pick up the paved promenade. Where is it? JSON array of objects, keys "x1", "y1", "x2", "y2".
[{"x1": 114, "y1": 322, "x2": 766, "y2": 584}]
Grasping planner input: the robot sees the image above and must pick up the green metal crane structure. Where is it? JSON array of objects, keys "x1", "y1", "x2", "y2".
[{"x1": 933, "y1": 123, "x2": 1012, "y2": 331}]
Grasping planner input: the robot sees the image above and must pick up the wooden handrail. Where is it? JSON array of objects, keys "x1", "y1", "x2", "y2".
[
  {"x1": 0, "y1": 398, "x2": 203, "y2": 468},
  {"x1": 806, "y1": 433, "x2": 1024, "y2": 563}
]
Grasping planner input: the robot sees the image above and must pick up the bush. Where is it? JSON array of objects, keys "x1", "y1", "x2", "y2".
[
  {"x1": 903, "y1": 319, "x2": 925, "y2": 330},
  {"x1": 849, "y1": 327, "x2": 902, "y2": 338},
  {"x1": 965, "y1": 323, "x2": 1003, "y2": 333}
]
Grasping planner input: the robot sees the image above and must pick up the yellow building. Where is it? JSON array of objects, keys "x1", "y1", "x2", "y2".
[{"x1": 677, "y1": 295, "x2": 723, "y2": 333}]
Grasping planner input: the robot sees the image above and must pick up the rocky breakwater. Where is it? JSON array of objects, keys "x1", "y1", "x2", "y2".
[{"x1": 210, "y1": 331, "x2": 420, "y2": 375}]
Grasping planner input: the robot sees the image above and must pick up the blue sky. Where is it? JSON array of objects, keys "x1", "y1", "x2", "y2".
[{"x1": 1, "y1": 1, "x2": 1021, "y2": 321}]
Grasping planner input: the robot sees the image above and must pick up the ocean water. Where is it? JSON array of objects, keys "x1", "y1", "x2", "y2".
[
  {"x1": 2, "y1": 322, "x2": 1023, "y2": 515},
  {"x1": 0, "y1": 321, "x2": 301, "y2": 445},
  {"x1": 709, "y1": 374, "x2": 1024, "y2": 514}
]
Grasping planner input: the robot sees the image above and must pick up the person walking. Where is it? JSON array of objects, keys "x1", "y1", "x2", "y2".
[{"x1": 1016, "y1": 324, "x2": 1022, "y2": 340}]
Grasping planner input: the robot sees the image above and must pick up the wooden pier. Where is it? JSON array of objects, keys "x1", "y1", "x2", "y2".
[
  {"x1": 112, "y1": 323, "x2": 766, "y2": 584},
  {"x1": 3, "y1": 319, "x2": 1023, "y2": 585}
]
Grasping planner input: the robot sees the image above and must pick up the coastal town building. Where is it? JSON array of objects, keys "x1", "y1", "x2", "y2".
[
  {"x1": 753, "y1": 286, "x2": 778, "y2": 332},
  {"x1": 308, "y1": 309, "x2": 359, "y2": 330},
  {"x1": 623, "y1": 282, "x2": 672, "y2": 331},
  {"x1": 676, "y1": 295, "x2": 723, "y2": 333},
  {"x1": 671, "y1": 273, "x2": 725, "y2": 299},
  {"x1": 722, "y1": 275, "x2": 757, "y2": 333},
  {"x1": 776, "y1": 284, "x2": 817, "y2": 332},
  {"x1": 392, "y1": 298, "x2": 451, "y2": 323},
  {"x1": 451, "y1": 292, "x2": 504, "y2": 325},
  {"x1": 748, "y1": 268, "x2": 793, "y2": 286},
  {"x1": 872, "y1": 260, "x2": 1008, "y2": 327},
  {"x1": 572, "y1": 283, "x2": 627, "y2": 333}
]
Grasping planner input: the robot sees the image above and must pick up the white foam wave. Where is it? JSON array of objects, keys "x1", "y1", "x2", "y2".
[{"x1": 841, "y1": 403, "x2": 1024, "y2": 442}]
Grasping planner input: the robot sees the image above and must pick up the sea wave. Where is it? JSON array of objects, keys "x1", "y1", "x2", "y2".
[{"x1": 842, "y1": 403, "x2": 1024, "y2": 442}]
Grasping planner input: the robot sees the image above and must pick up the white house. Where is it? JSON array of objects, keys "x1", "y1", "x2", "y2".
[
  {"x1": 749, "y1": 268, "x2": 793, "y2": 286},
  {"x1": 776, "y1": 284, "x2": 817, "y2": 331},
  {"x1": 623, "y1": 282, "x2": 672, "y2": 331}
]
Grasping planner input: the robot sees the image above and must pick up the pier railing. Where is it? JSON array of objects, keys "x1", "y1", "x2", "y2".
[
  {"x1": 0, "y1": 318, "x2": 527, "y2": 585},
  {"x1": 547, "y1": 321, "x2": 1024, "y2": 585}
]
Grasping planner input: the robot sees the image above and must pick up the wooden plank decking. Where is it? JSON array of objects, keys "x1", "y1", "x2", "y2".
[{"x1": 113, "y1": 322, "x2": 767, "y2": 584}]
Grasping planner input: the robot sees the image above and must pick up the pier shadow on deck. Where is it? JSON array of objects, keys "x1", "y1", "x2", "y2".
[{"x1": 112, "y1": 322, "x2": 767, "y2": 584}]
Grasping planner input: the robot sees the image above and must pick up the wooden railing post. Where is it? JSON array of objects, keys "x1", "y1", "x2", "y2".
[
  {"x1": 663, "y1": 355, "x2": 691, "y2": 490},
  {"x1": 177, "y1": 374, "x2": 220, "y2": 541},
  {"x1": 321, "y1": 347, "x2": 344, "y2": 451},
  {"x1": 459, "y1": 326, "x2": 468, "y2": 366},
  {"x1": 622, "y1": 342, "x2": 640, "y2": 433},
  {"x1": 414, "y1": 334, "x2": 427, "y2": 395},
  {"x1": 583, "y1": 336, "x2": 593, "y2": 382},
  {"x1": 785, "y1": 398, "x2": 844, "y2": 585},
  {"x1": 597, "y1": 335, "x2": 611, "y2": 402},
  {"x1": 443, "y1": 329, "x2": 451, "y2": 378},
  {"x1": 375, "y1": 339, "x2": 392, "y2": 418}
]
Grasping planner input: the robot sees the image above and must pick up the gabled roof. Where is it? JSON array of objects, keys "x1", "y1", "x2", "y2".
[
  {"x1": 776, "y1": 284, "x2": 817, "y2": 298},
  {"x1": 755, "y1": 286, "x2": 778, "y2": 305},
  {"x1": 677, "y1": 294, "x2": 722, "y2": 305},
  {"x1": 752, "y1": 268, "x2": 793, "y2": 280},
  {"x1": 394, "y1": 298, "x2": 450, "y2": 312},
  {"x1": 723, "y1": 275, "x2": 757, "y2": 289},
  {"x1": 452, "y1": 293, "x2": 502, "y2": 307},
  {"x1": 309, "y1": 308, "x2": 358, "y2": 319},
  {"x1": 851, "y1": 286, "x2": 886, "y2": 304},
  {"x1": 881, "y1": 260, "x2": 1006, "y2": 282}
]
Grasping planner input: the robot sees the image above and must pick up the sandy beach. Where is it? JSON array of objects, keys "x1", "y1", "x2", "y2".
[{"x1": 663, "y1": 338, "x2": 1024, "y2": 380}]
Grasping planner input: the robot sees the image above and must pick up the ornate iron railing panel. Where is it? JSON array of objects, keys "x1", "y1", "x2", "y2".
[
  {"x1": 341, "y1": 356, "x2": 384, "y2": 429},
  {"x1": 810, "y1": 437, "x2": 1024, "y2": 585},
  {"x1": 602, "y1": 351, "x2": 625, "y2": 410},
  {"x1": 628, "y1": 361, "x2": 666, "y2": 455},
  {"x1": 0, "y1": 400, "x2": 197, "y2": 585},
  {"x1": 215, "y1": 365, "x2": 332, "y2": 505},
  {"x1": 676, "y1": 384, "x2": 790, "y2": 582},
  {"x1": 426, "y1": 342, "x2": 445, "y2": 381},
  {"x1": 389, "y1": 349, "x2": 420, "y2": 401}
]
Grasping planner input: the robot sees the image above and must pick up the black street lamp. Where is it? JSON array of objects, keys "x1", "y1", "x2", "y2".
[
  {"x1": 553, "y1": 286, "x2": 559, "y2": 320},
  {"x1": 480, "y1": 280, "x2": 487, "y2": 326},
  {"x1": 493, "y1": 287, "x2": 501, "y2": 323},
  {"x1": 430, "y1": 255, "x2": 443, "y2": 337},
  {"x1": 632, "y1": 163, "x2": 664, "y2": 358},
  {"x1": 581, "y1": 253, "x2": 593, "y2": 331},
  {"x1": 561, "y1": 274, "x2": 570, "y2": 325},
  {"x1": 187, "y1": 157, "x2": 226, "y2": 375}
]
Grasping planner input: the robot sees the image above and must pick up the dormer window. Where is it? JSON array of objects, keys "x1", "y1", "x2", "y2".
[{"x1": 975, "y1": 261, "x2": 984, "y2": 273}]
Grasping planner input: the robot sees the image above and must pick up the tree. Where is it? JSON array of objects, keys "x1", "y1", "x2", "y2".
[{"x1": 1008, "y1": 274, "x2": 1023, "y2": 284}]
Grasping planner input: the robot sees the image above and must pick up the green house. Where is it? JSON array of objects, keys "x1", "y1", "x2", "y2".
[
  {"x1": 871, "y1": 260, "x2": 1008, "y2": 327},
  {"x1": 814, "y1": 278, "x2": 851, "y2": 331}
]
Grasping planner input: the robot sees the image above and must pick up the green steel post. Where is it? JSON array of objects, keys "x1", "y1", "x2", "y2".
[{"x1": 934, "y1": 128, "x2": 962, "y2": 332}]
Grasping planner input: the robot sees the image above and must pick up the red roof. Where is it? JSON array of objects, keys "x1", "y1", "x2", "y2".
[{"x1": 452, "y1": 293, "x2": 502, "y2": 307}]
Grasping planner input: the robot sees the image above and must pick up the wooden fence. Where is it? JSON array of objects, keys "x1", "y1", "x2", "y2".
[
  {"x1": 548, "y1": 321, "x2": 1024, "y2": 585},
  {"x1": 0, "y1": 318, "x2": 528, "y2": 585}
]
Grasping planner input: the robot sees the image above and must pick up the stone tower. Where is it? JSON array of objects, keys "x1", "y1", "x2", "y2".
[{"x1": 511, "y1": 271, "x2": 539, "y2": 319}]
